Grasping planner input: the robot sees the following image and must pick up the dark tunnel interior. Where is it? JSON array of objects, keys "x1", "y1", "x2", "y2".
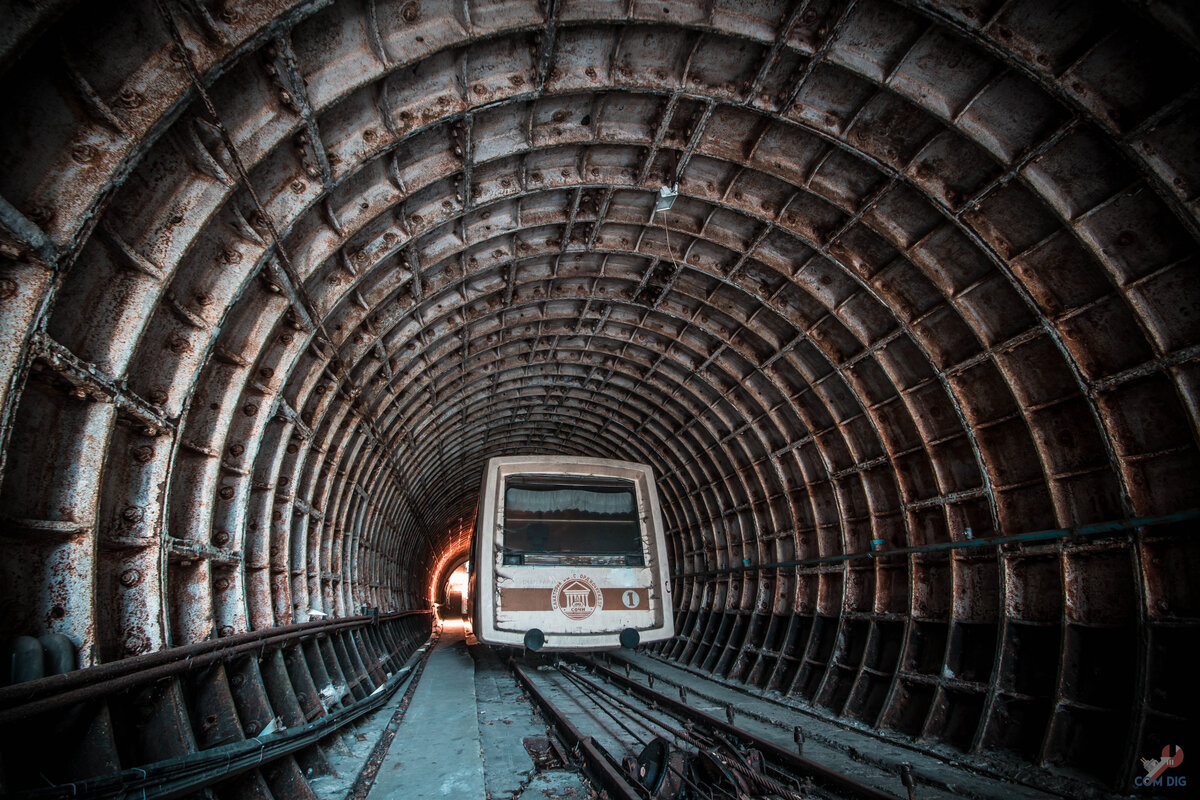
[{"x1": 0, "y1": 0, "x2": 1198, "y2": 795}]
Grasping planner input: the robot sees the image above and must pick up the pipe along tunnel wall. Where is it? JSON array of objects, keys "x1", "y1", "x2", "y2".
[{"x1": 0, "y1": 0, "x2": 1197, "y2": 794}]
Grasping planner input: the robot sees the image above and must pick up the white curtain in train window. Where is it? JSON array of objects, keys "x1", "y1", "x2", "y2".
[{"x1": 506, "y1": 487, "x2": 634, "y2": 516}]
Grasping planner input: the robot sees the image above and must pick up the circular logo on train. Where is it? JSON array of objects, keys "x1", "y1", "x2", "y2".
[{"x1": 551, "y1": 574, "x2": 604, "y2": 620}]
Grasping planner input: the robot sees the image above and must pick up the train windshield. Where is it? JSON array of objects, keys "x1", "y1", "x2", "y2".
[{"x1": 502, "y1": 478, "x2": 643, "y2": 565}]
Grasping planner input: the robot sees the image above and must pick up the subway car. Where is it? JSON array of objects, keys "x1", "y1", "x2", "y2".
[{"x1": 468, "y1": 456, "x2": 675, "y2": 651}]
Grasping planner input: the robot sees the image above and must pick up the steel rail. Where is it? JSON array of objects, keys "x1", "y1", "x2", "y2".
[
  {"x1": 554, "y1": 665, "x2": 659, "y2": 747},
  {"x1": 511, "y1": 661, "x2": 646, "y2": 800},
  {"x1": 555, "y1": 664, "x2": 793, "y2": 800},
  {"x1": 557, "y1": 664, "x2": 697, "y2": 747},
  {"x1": 577, "y1": 657, "x2": 903, "y2": 800},
  {"x1": 0, "y1": 611, "x2": 430, "y2": 725}
]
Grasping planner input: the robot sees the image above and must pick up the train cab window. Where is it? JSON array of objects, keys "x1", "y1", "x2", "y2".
[{"x1": 501, "y1": 478, "x2": 644, "y2": 566}]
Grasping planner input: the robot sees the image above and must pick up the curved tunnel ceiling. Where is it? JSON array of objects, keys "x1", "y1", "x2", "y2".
[{"x1": 0, "y1": 0, "x2": 1198, "y2": 789}]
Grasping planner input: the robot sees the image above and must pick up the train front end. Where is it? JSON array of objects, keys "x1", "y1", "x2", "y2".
[{"x1": 471, "y1": 456, "x2": 674, "y2": 651}]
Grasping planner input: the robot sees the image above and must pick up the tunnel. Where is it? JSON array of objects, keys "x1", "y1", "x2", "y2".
[{"x1": 0, "y1": 0, "x2": 1197, "y2": 796}]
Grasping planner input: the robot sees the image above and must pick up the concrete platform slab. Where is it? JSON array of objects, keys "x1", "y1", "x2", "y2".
[
  {"x1": 367, "y1": 621, "x2": 485, "y2": 800},
  {"x1": 470, "y1": 640, "x2": 543, "y2": 798},
  {"x1": 515, "y1": 770, "x2": 591, "y2": 800}
]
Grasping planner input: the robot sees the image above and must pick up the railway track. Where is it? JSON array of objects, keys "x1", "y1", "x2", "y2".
[{"x1": 512, "y1": 655, "x2": 906, "y2": 800}]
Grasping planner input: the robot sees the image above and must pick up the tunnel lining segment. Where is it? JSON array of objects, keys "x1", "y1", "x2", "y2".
[{"x1": 0, "y1": 0, "x2": 1196, "y2": 793}]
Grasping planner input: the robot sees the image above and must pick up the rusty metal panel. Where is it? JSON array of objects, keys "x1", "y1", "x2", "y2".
[{"x1": 0, "y1": 0, "x2": 1197, "y2": 794}]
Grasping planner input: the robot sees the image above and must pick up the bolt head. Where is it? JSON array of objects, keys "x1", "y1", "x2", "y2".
[
  {"x1": 70, "y1": 143, "x2": 96, "y2": 163},
  {"x1": 124, "y1": 632, "x2": 149, "y2": 655}
]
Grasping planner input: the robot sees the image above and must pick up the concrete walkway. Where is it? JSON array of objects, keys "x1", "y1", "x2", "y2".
[{"x1": 366, "y1": 620, "x2": 485, "y2": 800}]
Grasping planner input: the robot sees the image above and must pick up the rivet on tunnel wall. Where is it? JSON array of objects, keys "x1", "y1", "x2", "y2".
[
  {"x1": 124, "y1": 632, "x2": 149, "y2": 655},
  {"x1": 119, "y1": 569, "x2": 142, "y2": 588},
  {"x1": 0, "y1": 278, "x2": 18, "y2": 300},
  {"x1": 131, "y1": 445, "x2": 155, "y2": 464},
  {"x1": 167, "y1": 332, "x2": 191, "y2": 354},
  {"x1": 213, "y1": 530, "x2": 231, "y2": 547},
  {"x1": 116, "y1": 88, "x2": 144, "y2": 108},
  {"x1": 28, "y1": 206, "x2": 54, "y2": 226},
  {"x1": 121, "y1": 506, "x2": 144, "y2": 524},
  {"x1": 70, "y1": 143, "x2": 96, "y2": 163},
  {"x1": 219, "y1": 486, "x2": 235, "y2": 500}
]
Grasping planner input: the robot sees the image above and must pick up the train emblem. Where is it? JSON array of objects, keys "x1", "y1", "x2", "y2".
[{"x1": 552, "y1": 575, "x2": 603, "y2": 620}]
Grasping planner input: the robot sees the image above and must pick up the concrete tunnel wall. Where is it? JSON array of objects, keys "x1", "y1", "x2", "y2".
[{"x1": 0, "y1": 0, "x2": 1197, "y2": 790}]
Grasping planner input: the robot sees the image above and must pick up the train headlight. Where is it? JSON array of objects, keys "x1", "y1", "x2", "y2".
[
  {"x1": 620, "y1": 628, "x2": 640, "y2": 649},
  {"x1": 524, "y1": 628, "x2": 545, "y2": 651}
]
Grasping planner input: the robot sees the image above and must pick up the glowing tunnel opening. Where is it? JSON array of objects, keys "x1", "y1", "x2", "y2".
[{"x1": 442, "y1": 564, "x2": 469, "y2": 619}]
